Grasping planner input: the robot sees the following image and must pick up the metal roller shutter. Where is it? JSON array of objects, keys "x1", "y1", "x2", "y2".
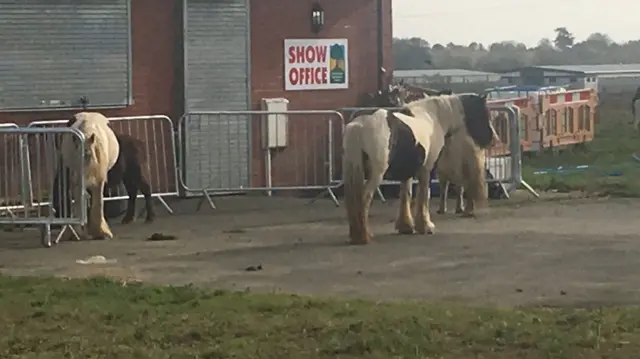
[
  {"x1": 183, "y1": 0, "x2": 251, "y2": 192},
  {"x1": 0, "y1": 0, "x2": 131, "y2": 110}
]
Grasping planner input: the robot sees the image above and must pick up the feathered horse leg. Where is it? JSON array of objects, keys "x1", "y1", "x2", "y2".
[
  {"x1": 414, "y1": 167, "x2": 435, "y2": 235},
  {"x1": 455, "y1": 186, "x2": 465, "y2": 214},
  {"x1": 395, "y1": 179, "x2": 415, "y2": 234}
]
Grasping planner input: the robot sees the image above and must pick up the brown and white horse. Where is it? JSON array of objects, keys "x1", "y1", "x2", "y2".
[{"x1": 342, "y1": 93, "x2": 495, "y2": 245}]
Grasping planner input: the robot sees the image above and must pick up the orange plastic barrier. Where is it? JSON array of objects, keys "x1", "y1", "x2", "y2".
[
  {"x1": 487, "y1": 88, "x2": 597, "y2": 153},
  {"x1": 488, "y1": 96, "x2": 538, "y2": 153},
  {"x1": 539, "y1": 89, "x2": 596, "y2": 148}
]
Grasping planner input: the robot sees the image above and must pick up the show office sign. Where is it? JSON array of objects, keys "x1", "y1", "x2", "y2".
[{"x1": 284, "y1": 38, "x2": 348, "y2": 90}]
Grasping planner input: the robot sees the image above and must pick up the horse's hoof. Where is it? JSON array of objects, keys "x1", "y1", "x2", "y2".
[
  {"x1": 396, "y1": 227, "x2": 414, "y2": 235},
  {"x1": 121, "y1": 217, "x2": 134, "y2": 224},
  {"x1": 455, "y1": 208, "x2": 464, "y2": 214},
  {"x1": 395, "y1": 218, "x2": 415, "y2": 235},
  {"x1": 417, "y1": 227, "x2": 435, "y2": 235},
  {"x1": 349, "y1": 233, "x2": 371, "y2": 245},
  {"x1": 97, "y1": 230, "x2": 114, "y2": 240},
  {"x1": 349, "y1": 239, "x2": 370, "y2": 245},
  {"x1": 416, "y1": 222, "x2": 435, "y2": 235},
  {"x1": 144, "y1": 216, "x2": 155, "y2": 224},
  {"x1": 461, "y1": 212, "x2": 475, "y2": 218},
  {"x1": 436, "y1": 209, "x2": 445, "y2": 214}
]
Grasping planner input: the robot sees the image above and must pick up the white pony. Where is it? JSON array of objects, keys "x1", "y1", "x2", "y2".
[
  {"x1": 59, "y1": 112, "x2": 120, "y2": 239},
  {"x1": 342, "y1": 93, "x2": 495, "y2": 245},
  {"x1": 436, "y1": 125, "x2": 499, "y2": 216}
]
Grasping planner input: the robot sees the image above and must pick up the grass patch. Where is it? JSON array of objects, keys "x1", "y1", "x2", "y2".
[
  {"x1": 522, "y1": 164, "x2": 640, "y2": 197},
  {"x1": 2, "y1": 275, "x2": 640, "y2": 358},
  {"x1": 521, "y1": 99, "x2": 640, "y2": 197}
]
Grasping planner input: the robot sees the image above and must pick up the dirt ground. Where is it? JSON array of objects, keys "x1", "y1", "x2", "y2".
[{"x1": 2, "y1": 192, "x2": 640, "y2": 307}]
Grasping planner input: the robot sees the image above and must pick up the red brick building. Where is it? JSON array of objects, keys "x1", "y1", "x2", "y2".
[{"x1": 0, "y1": 0, "x2": 392, "y2": 195}]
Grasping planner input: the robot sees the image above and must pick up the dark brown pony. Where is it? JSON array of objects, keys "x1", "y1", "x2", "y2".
[
  {"x1": 52, "y1": 118, "x2": 155, "y2": 224},
  {"x1": 105, "y1": 133, "x2": 155, "y2": 223}
]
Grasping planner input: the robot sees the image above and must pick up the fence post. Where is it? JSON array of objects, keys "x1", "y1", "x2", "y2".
[{"x1": 507, "y1": 105, "x2": 539, "y2": 198}]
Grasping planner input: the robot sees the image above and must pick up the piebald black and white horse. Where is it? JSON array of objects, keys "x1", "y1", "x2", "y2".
[{"x1": 342, "y1": 93, "x2": 495, "y2": 244}]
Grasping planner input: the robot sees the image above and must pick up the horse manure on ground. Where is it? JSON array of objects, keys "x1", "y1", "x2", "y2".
[
  {"x1": 146, "y1": 233, "x2": 177, "y2": 241},
  {"x1": 245, "y1": 264, "x2": 263, "y2": 272}
]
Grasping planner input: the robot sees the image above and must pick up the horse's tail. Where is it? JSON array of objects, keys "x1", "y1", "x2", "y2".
[
  {"x1": 464, "y1": 145, "x2": 488, "y2": 207},
  {"x1": 435, "y1": 140, "x2": 452, "y2": 186},
  {"x1": 343, "y1": 122, "x2": 366, "y2": 239}
]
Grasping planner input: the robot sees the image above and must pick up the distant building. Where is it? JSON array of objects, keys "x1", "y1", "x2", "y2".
[
  {"x1": 499, "y1": 64, "x2": 640, "y2": 93},
  {"x1": 394, "y1": 69, "x2": 501, "y2": 85}
]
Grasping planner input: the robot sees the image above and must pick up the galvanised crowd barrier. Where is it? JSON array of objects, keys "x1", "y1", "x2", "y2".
[
  {"x1": 27, "y1": 115, "x2": 179, "y2": 216},
  {"x1": 0, "y1": 126, "x2": 87, "y2": 247},
  {"x1": 177, "y1": 110, "x2": 344, "y2": 209}
]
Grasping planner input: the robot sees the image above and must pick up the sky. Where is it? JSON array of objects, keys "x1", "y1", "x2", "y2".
[{"x1": 392, "y1": 0, "x2": 640, "y2": 47}]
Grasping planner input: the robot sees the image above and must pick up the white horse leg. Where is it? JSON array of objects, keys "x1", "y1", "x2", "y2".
[
  {"x1": 416, "y1": 147, "x2": 443, "y2": 234},
  {"x1": 414, "y1": 168, "x2": 434, "y2": 234},
  {"x1": 360, "y1": 169, "x2": 384, "y2": 243},
  {"x1": 437, "y1": 180, "x2": 448, "y2": 214},
  {"x1": 90, "y1": 182, "x2": 113, "y2": 239},
  {"x1": 455, "y1": 186, "x2": 465, "y2": 214},
  {"x1": 395, "y1": 179, "x2": 415, "y2": 234},
  {"x1": 462, "y1": 194, "x2": 476, "y2": 218}
]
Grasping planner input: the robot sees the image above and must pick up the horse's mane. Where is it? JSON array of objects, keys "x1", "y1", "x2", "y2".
[
  {"x1": 402, "y1": 84, "x2": 452, "y2": 96},
  {"x1": 395, "y1": 94, "x2": 469, "y2": 136},
  {"x1": 404, "y1": 94, "x2": 461, "y2": 115}
]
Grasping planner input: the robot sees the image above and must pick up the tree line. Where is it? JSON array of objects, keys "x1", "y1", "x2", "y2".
[{"x1": 393, "y1": 28, "x2": 640, "y2": 72}]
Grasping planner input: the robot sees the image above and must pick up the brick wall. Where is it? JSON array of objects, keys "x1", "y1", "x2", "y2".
[
  {"x1": 0, "y1": 0, "x2": 394, "y2": 195},
  {"x1": 250, "y1": 0, "x2": 392, "y2": 110},
  {"x1": 249, "y1": 0, "x2": 393, "y2": 188}
]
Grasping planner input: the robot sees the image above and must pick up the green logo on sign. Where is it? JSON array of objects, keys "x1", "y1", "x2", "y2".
[{"x1": 329, "y1": 43, "x2": 346, "y2": 84}]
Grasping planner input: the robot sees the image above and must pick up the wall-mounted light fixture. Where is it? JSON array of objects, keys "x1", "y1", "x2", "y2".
[{"x1": 311, "y1": 2, "x2": 324, "y2": 34}]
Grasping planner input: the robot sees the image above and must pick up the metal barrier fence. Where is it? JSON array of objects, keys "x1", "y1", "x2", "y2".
[
  {"x1": 0, "y1": 123, "x2": 25, "y2": 216},
  {"x1": 27, "y1": 115, "x2": 179, "y2": 216},
  {"x1": 340, "y1": 105, "x2": 539, "y2": 202},
  {"x1": 0, "y1": 103, "x2": 541, "y2": 238},
  {"x1": 177, "y1": 110, "x2": 344, "y2": 209},
  {"x1": 0, "y1": 126, "x2": 87, "y2": 247}
]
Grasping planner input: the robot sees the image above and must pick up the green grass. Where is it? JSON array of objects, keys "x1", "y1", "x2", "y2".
[
  {"x1": 521, "y1": 98, "x2": 640, "y2": 197},
  {"x1": 2, "y1": 275, "x2": 640, "y2": 358}
]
